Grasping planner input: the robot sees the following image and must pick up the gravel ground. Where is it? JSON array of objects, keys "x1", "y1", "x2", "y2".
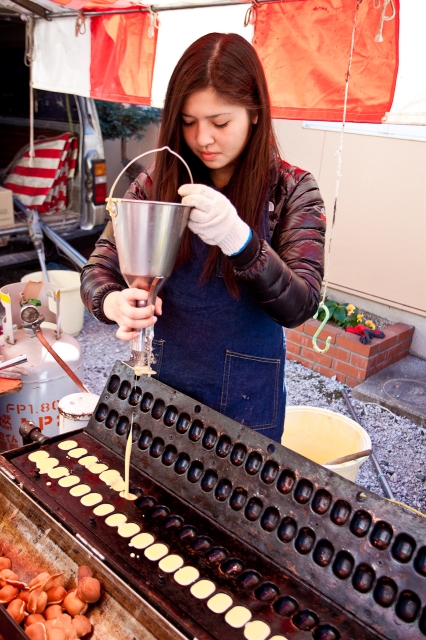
[{"x1": 77, "y1": 310, "x2": 426, "y2": 517}]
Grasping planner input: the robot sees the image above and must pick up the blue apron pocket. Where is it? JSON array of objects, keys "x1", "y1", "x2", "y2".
[
  {"x1": 152, "y1": 339, "x2": 165, "y2": 378},
  {"x1": 220, "y1": 350, "x2": 280, "y2": 430}
]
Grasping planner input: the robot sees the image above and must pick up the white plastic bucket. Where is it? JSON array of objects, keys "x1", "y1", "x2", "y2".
[
  {"x1": 282, "y1": 406, "x2": 371, "y2": 482},
  {"x1": 21, "y1": 270, "x2": 84, "y2": 336}
]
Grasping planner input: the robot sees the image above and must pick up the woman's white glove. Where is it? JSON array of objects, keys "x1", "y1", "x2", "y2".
[{"x1": 178, "y1": 184, "x2": 251, "y2": 256}]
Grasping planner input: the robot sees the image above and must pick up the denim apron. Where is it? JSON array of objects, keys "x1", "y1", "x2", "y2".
[{"x1": 152, "y1": 198, "x2": 286, "y2": 443}]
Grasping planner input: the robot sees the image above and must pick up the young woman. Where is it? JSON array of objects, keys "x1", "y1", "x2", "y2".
[{"x1": 81, "y1": 33, "x2": 326, "y2": 444}]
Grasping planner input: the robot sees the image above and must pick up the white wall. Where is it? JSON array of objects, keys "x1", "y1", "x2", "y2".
[{"x1": 274, "y1": 119, "x2": 426, "y2": 358}]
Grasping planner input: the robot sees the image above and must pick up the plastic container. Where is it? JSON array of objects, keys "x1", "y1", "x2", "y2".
[
  {"x1": 59, "y1": 392, "x2": 100, "y2": 434},
  {"x1": 21, "y1": 270, "x2": 84, "y2": 336},
  {"x1": 282, "y1": 406, "x2": 371, "y2": 482}
]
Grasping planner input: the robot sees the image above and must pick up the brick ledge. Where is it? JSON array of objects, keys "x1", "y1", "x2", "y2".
[{"x1": 286, "y1": 320, "x2": 414, "y2": 388}]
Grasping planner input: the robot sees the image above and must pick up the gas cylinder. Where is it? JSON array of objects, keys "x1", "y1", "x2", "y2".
[{"x1": 0, "y1": 280, "x2": 84, "y2": 453}]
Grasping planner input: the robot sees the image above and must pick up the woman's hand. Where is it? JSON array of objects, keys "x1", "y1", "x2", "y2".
[
  {"x1": 103, "y1": 289, "x2": 162, "y2": 342},
  {"x1": 178, "y1": 184, "x2": 251, "y2": 256}
]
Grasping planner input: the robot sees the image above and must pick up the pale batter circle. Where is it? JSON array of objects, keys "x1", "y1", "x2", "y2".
[
  {"x1": 190, "y1": 580, "x2": 216, "y2": 600},
  {"x1": 93, "y1": 503, "x2": 115, "y2": 517},
  {"x1": 244, "y1": 620, "x2": 271, "y2": 640},
  {"x1": 37, "y1": 458, "x2": 59, "y2": 474},
  {"x1": 110, "y1": 480, "x2": 126, "y2": 492},
  {"x1": 174, "y1": 566, "x2": 200, "y2": 587},
  {"x1": 105, "y1": 513, "x2": 127, "y2": 527},
  {"x1": 58, "y1": 440, "x2": 78, "y2": 451},
  {"x1": 119, "y1": 491, "x2": 138, "y2": 501},
  {"x1": 89, "y1": 463, "x2": 109, "y2": 474},
  {"x1": 144, "y1": 544, "x2": 168, "y2": 562},
  {"x1": 81, "y1": 492, "x2": 103, "y2": 507},
  {"x1": 117, "y1": 523, "x2": 141, "y2": 538},
  {"x1": 207, "y1": 593, "x2": 233, "y2": 614},
  {"x1": 29, "y1": 450, "x2": 49, "y2": 462},
  {"x1": 78, "y1": 455, "x2": 98, "y2": 467},
  {"x1": 158, "y1": 554, "x2": 184, "y2": 574},
  {"x1": 59, "y1": 475, "x2": 80, "y2": 488},
  {"x1": 129, "y1": 533, "x2": 155, "y2": 550},
  {"x1": 225, "y1": 606, "x2": 252, "y2": 629},
  {"x1": 68, "y1": 448, "x2": 88, "y2": 459},
  {"x1": 99, "y1": 469, "x2": 121, "y2": 484},
  {"x1": 269, "y1": 636, "x2": 289, "y2": 640},
  {"x1": 70, "y1": 484, "x2": 91, "y2": 497},
  {"x1": 48, "y1": 466, "x2": 70, "y2": 479}
]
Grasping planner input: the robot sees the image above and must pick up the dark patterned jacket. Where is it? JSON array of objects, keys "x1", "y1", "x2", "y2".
[{"x1": 80, "y1": 157, "x2": 326, "y2": 329}]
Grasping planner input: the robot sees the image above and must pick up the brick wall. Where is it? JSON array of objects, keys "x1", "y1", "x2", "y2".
[{"x1": 286, "y1": 320, "x2": 414, "y2": 388}]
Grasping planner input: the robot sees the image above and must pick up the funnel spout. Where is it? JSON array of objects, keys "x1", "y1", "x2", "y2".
[{"x1": 125, "y1": 277, "x2": 164, "y2": 376}]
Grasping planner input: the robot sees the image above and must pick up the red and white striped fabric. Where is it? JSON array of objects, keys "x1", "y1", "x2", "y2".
[
  {"x1": 30, "y1": 0, "x2": 426, "y2": 125},
  {"x1": 3, "y1": 133, "x2": 78, "y2": 215}
]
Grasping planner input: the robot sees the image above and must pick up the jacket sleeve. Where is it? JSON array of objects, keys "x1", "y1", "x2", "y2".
[
  {"x1": 80, "y1": 171, "x2": 152, "y2": 323},
  {"x1": 229, "y1": 164, "x2": 326, "y2": 328},
  {"x1": 80, "y1": 221, "x2": 127, "y2": 323}
]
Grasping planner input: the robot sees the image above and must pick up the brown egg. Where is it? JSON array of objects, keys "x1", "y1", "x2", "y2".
[
  {"x1": 76, "y1": 577, "x2": 101, "y2": 603},
  {"x1": 0, "y1": 557, "x2": 12, "y2": 571},
  {"x1": 45, "y1": 604, "x2": 63, "y2": 620},
  {"x1": 25, "y1": 613, "x2": 46, "y2": 627},
  {"x1": 0, "y1": 584, "x2": 19, "y2": 603},
  {"x1": 46, "y1": 586, "x2": 67, "y2": 604},
  {"x1": 28, "y1": 588, "x2": 48, "y2": 614},
  {"x1": 62, "y1": 590, "x2": 88, "y2": 616},
  {"x1": 7, "y1": 598, "x2": 27, "y2": 624},
  {"x1": 19, "y1": 589, "x2": 31, "y2": 604},
  {"x1": 25, "y1": 622, "x2": 47, "y2": 640},
  {"x1": 77, "y1": 566, "x2": 93, "y2": 583},
  {"x1": 71, "y1": 615, "x2": 92, "y2": 638}
]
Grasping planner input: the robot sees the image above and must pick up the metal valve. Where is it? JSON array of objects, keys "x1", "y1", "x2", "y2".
[{"x1": 20, "y1": 303, "x2": 45, "y2": 331}]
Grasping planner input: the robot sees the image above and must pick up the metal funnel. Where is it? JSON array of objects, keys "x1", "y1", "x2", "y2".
[
  {"x1": 107, "y1": 146, "x2": 193, "y2": 376},
  {"x1": 111, "y1": 199, "x2": 190, "y2": 290},
  {"x1": 110, "y1": 199, "x2": 191, "y2": 375}
]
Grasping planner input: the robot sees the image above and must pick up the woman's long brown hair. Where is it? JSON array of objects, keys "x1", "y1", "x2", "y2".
[{"x1": 152, "y1": 33, "x2": 279, "y2": 296}]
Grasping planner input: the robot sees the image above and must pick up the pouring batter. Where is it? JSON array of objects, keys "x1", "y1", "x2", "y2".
[{"x1": 81, "y1": 33, "x2": 325, "y2": 443}]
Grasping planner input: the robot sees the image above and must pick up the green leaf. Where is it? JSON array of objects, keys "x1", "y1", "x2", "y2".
[{"x1": 333, "y1": 307, "x2": 348, "y2": 326}]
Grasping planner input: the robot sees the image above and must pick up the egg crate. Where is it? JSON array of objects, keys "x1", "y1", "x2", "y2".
[{"x1": 2, "y1": 359, "x2": 426, "y2": 640}]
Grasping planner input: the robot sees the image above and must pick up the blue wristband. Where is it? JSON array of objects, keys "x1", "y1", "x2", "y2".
[{"x1": 228, "y1": 229, "x2": 253, "y2": 257}]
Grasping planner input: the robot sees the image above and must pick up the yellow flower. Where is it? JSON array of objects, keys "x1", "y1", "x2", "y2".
[
  {"x1": 365, "y1": 320, "x2": 376, "y2": 330},
  {"x1": 346, "y1": 304, "x2": 355, "y2": 313},
  {"x1": 357, "y1": 313, "x2": 364, "y2": 323}
]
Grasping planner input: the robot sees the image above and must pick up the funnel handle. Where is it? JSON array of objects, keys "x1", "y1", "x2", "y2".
[{"x1": 106, "y1": 146, "x2": 194, "y2": 216}]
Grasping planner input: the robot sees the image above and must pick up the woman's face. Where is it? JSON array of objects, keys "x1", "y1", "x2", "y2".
[{"x1": 181, "y1": 88, "x2": 257, "y2": 188}]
